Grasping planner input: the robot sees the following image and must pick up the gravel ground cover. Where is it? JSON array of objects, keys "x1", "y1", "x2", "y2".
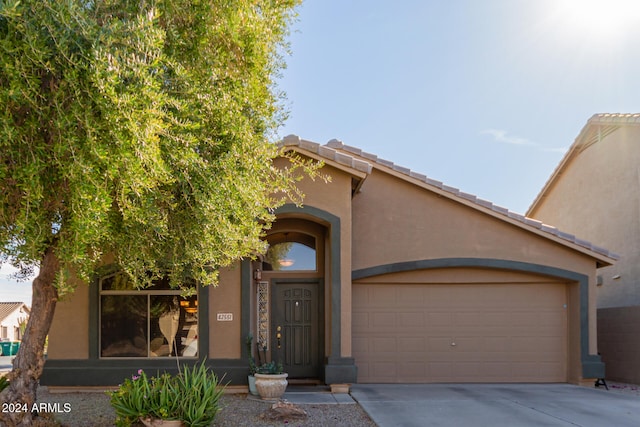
[
  {"x1": 35, "y1": 387, "x2": 377, "y2": 427},
  {"x1": 21, "y1": 381, "x2": 640, "y2": 426}
]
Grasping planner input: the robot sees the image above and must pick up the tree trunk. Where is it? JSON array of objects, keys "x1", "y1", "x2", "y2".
[{"x1": 0, "y1": 247, "x2": 60, "y2": 427}]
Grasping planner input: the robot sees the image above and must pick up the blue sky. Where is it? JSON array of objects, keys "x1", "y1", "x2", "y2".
[
  {"x1": 277, "y1": 0, "x2": 640, "y2": 213},
  {"x1": 1, "y1": 264, "x2": 33, "y2": 304},
  {"x1": 3, "y1": 0, "x2": 640, "y2": 304}
]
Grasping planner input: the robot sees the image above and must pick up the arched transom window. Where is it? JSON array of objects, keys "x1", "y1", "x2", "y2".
[{"x1": 263, "y1": 232, "x2": 316, "y2": 272}]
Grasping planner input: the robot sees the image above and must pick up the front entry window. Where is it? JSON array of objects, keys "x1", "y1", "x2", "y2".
[
  {"x1": 264, "y1": 238, "x2": 316, "y2": 272},
  {"x1": 100, "y1": 274, "x2": 198, "y2": 358}
]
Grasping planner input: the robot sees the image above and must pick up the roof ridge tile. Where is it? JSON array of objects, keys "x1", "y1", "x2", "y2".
[
  {"x1": 299, "y1": 139, "x2": 320, "y2": 153},
  {"x1": 491, "y1": 204, "x2": 509, "y2": 215},
  {"x1": 279, "y1": 135, "x2": 373, "y2": 175},
  {"x1": 524, "y1": 218, "x2": 543, "y2": 228},
  {"x1": 325, "y1": 139, "x2": 343, "y2": 149},
  {"x1": 425, "y1": 178, "x2": 443, "y2": 188},
  {"x1": 392, "y1": 164, "x2": 411, "y2": 175},
  {"x1": 281, "y1": 134, "x2": 301, "y2": 146},
  {"x1": 459, "y1": 191, "x2": 477, "y2": 202},
  {"x1": 377, "y1": 158, "x2": 394, "y2": 168},
  {"x1": 409, "y1": 171, "x2": 427, "y2": 181},
  {"x1": 442, "y1": 184, "x2": 460, "y2": 195},
  {"x1": 476, "y1": 198, "x2": 494, "y2": 209}
]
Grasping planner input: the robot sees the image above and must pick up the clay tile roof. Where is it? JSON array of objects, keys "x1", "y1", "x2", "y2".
[
  {"x1": 0, "y1": 302, "x2": 29, "y2": 323},
  {"x1": 589, "y1": 113, "x2": 640, "y2": 124},
  {"x1": 283, "y1": 135, "x2": 619, "y2": 263},
  {"x1": 280, "y1": 135, "x2": 373, "y2": 175}
]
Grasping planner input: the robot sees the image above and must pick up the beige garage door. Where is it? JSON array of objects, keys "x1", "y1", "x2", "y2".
[{"x1": 353, "y1": 283, "x2": 567, "y2": 383}]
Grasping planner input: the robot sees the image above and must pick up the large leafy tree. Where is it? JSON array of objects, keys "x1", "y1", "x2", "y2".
[{"x1": 0, "y1": 0, "x2": 310, "y2": 425}]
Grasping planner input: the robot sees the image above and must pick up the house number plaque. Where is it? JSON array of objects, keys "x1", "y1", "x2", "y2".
[{"x1": 216, "y1": 313, "x2": 233, "y2": 321}]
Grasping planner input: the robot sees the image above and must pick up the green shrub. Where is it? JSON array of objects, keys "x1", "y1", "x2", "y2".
[
  {"x1": 255, "y1": 360, "x2": 284, "y2": 374},
  {"x1": 176, "y1": 363, "x2": 225, "y2": 427},
  {"x1": 108, "y1": 362, "x2": 225, "y2": 427}
]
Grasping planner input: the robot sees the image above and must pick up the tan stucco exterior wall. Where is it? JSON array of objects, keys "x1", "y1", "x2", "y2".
[
  {"x1": 598, "y1": 306, "x2": 640, "y2": 384},
  {"x1": 351, "y1": 169, "x2": 602, "y2": 372},
  {"x1": 47, "y1": 281, "x2": 89, "y2": 359},
  {"x1": 353, "y1": 170, "x2": 598, "y2": 275},
  {"x1": 209, "y1": 265, "x2": 242, "y2": 359},
  {"x1": 529, "y1": 126, "x2": 640, "y2": 309}
]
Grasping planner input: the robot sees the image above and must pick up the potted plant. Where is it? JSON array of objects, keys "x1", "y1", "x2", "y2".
[
  {"x1": 253, "y1": 341, "x2": 288, "y2": 401},
  {"x1": 246, "y1": 334, "x2": 258, "y2": 396},
  {"x1": 108, "y1": 362, "x2": 225, "y2": 427}
]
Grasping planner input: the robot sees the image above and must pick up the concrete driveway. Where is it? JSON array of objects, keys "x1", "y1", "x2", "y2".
[
  {"x1": 350, "y1": 383, "x2": 640, "y2": 427},
  {"x1": 0, "y1": 355, "x2": 13, "y2": 372}
]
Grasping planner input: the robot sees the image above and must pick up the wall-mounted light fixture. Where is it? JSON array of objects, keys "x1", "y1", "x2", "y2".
[{"x1": 253, "y1": 269, "x2": 262, "y2": 280}]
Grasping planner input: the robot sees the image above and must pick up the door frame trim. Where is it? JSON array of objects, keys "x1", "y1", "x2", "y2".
[{"x1": 274, "y1": 204, "x2": 342, "y2": 359}]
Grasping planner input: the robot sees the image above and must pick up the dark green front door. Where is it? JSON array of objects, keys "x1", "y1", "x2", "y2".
[{"x1": 272, "y1": 282, "x2": 322, "y2": 379}]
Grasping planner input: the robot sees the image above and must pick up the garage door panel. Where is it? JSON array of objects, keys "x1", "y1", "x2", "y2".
[
  {"x1": 483, "y1": 362, "x2": 514, "y2": 377},
  {"x1": 371, "y1": 362, "x2": 397, "y2": 380},
  {"x1": 539, "y1": 362, "x2": 564, "y2": 378},
  {"x1": 399, "y1": 311, "x2": 424, "y2": 326},
  {"x1": 397, "y1": 287, "x2": 427, "y2": 305},
  {"x1": 428, "y1": 362, "x2": 455, "y2": 381},
  {"x1": 539, "y1": 312, "x2": 566, "y2": 327},
  {"x1": 353, "y1": 282, "x2": 567, "y2": 383},
  {"x1": 371, "y1": 312, "x2": 396, "y2": 329},
  {"x1": 369, "y1": 287, "x2": 396, "y2": 305},
  {"x1": 352, "y1": 312, "x2": 369, "y2": 329},
  {"x1": 352, "y1": 336, "x2": 368, "y2": 354},
  {"x1": 510, "y1": 336, "x2": 542, "y2": 353},
  {"x1": 372, "y1": 337, "x2": 397, "y2": 353},
  {"x1": 428, "y1": 336, "x2": 453, "y2": 348},
  {"x1": 508, "y1": 312, "x2": 542, "y2": 326},
  {"x1": 398, "y1": 362, "x2": 426, "y2": 378},
  {"x1": 476, "y1": 312, "x2": 511, "y2": 326},
  {"x1": 428, "y1": 312, "x2": 454, "y2": 325},
  {"x1": 457, "y1": 362, "x2": 486, "y2": 377},
  {"x1": 398, "y1": 337, "x2": 426, "y2": 352},
  {"x1": 484, "y1": 337, "x2": 511, "y2": 352},
  {"x1": 513, "y1": 362, "x2": 546, "y2": 377}
]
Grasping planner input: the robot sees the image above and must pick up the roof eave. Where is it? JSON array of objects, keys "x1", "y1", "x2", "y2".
[
  {"x1": 325, "y1": 138, "x2": 618, "y2": 265},
  {"x1": 380, "y1": 162, "x2": 618, "y2": 266}
]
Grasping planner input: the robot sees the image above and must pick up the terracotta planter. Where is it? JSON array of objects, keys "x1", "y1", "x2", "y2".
[
  {"x1": 140, "y1": 417, "x2": 185, "y2": 427},
  {"x1": 254, "y1": 373, "x2": 288, "y2": 400}
]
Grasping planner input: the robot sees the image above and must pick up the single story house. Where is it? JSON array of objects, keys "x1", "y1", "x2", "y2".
[
  {"x1": 0, "y1": 302, "x2": 29, "y2": 343},
  {"x1": 527, "y1": 113, "x2": 640, "y2": 384},
  {"x1": 42, "y1": 136, "x2": 616, "y2": 389}
]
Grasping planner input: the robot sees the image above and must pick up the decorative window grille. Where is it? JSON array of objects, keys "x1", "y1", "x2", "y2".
[{"x1": 257, "y1": 281, "x2": 269, "y2": 351}]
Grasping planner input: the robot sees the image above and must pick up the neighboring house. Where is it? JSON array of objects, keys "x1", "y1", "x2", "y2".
[
  {"x1": 0, "y1": 302, "x2": 29, "y2": 343},
  {"x1": 42, "y1": 136, "x2": 616, "y2": 389},
  {"x1": 528, "y1": 113, "x2": 640, "y2": 384}
]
